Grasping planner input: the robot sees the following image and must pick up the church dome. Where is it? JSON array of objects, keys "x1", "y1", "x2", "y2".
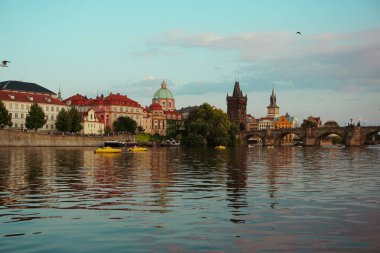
[{"x1": 153, "y1": 81, "x2": 174, "y2": 100}]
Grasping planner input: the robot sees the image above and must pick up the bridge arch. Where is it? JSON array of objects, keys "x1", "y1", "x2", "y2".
[
  {"x1": 273, "y1": 130, "x2": 305, "y2": 146},
  {"x1": 246, "y1": 134, "x2": 264, "y2": 146},
  {"x1": 363, "y1": 128, "x2": 380, "y2": 145},
  {"x1": 315, "y1": 130, "x2": 346, "y2": 146},
  {"x1": 242, "y1": 132, "x2": 266, "y2": 143}
]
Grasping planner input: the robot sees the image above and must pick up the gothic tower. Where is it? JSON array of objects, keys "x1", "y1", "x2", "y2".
[
  {"x1": 227, "y1": 80, "x2": 247, "y2": 130},
  {"x1": 267, "y1": 87, "x2": 280, "y2": 118}
]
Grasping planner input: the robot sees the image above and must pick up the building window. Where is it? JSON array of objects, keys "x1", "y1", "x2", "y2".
[
  {"x1": 46, "y1": 106, "x2": 49, "y2": 111},
  {"x1": 169, "y1": 102, "x2": 172, "y2": 108},
  {"x1": 15, "y1": 123, "x2": 18, "y2": 128},
  {"x1": 46, "y1": 125, "x2": 48, "y2": 129},
  {"x1": 10, "y1": 103, "x2": 13, "y2": 109},
  {"x1": 51, "y1": 115, "x2": 54, "y2": 120},
  {"x1": 21, "y1": 104, "x2": 24, "y2": 110},
  {"x1": 51, "y1": 125, "x2": 54, "y2": 129},
  {"x1": 56, "y1": 107, "x2": 59, "y2": 112},
  {"x1": 51, "y1": 107, "x2": 54, "y2": 111},
  {"x1": 15, "y1": 113, "x2": 18, "y2": 118},
  {"x1": 15, "y1": 104, "x2": 18, "y2": 109},
  {"x1": 21, "y1": 114, "x2": 24, "y2": 119}
]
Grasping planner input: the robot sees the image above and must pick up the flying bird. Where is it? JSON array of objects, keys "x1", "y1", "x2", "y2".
[
  {"x1": 296, "y1": 31, "x2": 301, "y2": 35},
  {"x1": 1, "y1": 60, "x2": 11, "y2": 67}
]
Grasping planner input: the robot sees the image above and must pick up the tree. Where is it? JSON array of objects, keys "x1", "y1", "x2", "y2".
[
  {"x1": 228, "y1": 123, "x2": 239, "y2": 146},
  {"x1": 113, "y1": 116, "x2": 137, "y2": 134},
  {"x1": 182, "y1": 103, "x2": 232, "y2": 147},
  {"x1": 25, "y1": 103, "x2": 47, "y2": 131},
  {"x1": 301, "y1": 120, "x2": 317, "y2": 128},
  {"x1": 55, "y1": 109, "x2": 70, "y2": 132},
  {"x1": 68, "y1": 107, "x2": 83, "y2": 133},
  {"x1": 0, "y1": 100, "x2": 12, "y2": 128},
  {"x1": 55, "y1": 107, "x2": 82, "y2": 133},
  {"x1": 137, "y1": 126, "x2": 144, "y2": 133},
  {"x1": 166, "y1": 119, "x2": 181, "y2": 139}
]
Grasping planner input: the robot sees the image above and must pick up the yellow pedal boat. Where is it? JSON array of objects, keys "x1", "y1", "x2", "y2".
[
  {"x1": 215, "y1": 145, "x2": 226, "y2": 150},
  {"x1": 127, "y1": 146, "x2": 147, "y2": 152},
  {"x1": 95, "y1": 146, "x2": 123, "y2": 153}
]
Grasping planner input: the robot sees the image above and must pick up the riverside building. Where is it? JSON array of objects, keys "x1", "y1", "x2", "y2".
[
  {"x1": 63, "y1": 80, "x2": 182, "y2": 136},
  {"x1": 0, "y1": 80, "x2": 69, "y2": 131}
]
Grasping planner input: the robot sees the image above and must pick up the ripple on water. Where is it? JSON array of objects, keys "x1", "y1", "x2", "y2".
[{"x1": 0, "y1": 146, "x2": 380, "y2": 252}]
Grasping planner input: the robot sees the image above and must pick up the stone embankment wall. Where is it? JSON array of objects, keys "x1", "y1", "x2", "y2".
[{"x1": 0, "y1": 129, "x2": 127, "y2": 147}]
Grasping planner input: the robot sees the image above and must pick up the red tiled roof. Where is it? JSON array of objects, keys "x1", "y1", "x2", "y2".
[
  {"x1": 103, "y1": 93, "x2": 141, "y2": 107},
  {"x1": 165, "y1": 110, "x2": 181, "y2": 116},
  {"x1": 150, "y1": 102, "x2": 163, "y2": 110},
  {"x1": 64, "y1": 92, "x2": 142, "y2": 108},
  {"x1": 63, "y1": 93, "x2": 88, "y2": 106},
  {"x1": 0, "y1": 90, "x2": 67, "y2": 106}
]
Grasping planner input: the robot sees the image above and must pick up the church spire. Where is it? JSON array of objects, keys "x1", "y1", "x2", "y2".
[
  {"x1": 269, "y1": 87, "x2": 277, "y2": 107},
  {"x1": 57, "y1": 85, "x2": 62, "y2": 100}
]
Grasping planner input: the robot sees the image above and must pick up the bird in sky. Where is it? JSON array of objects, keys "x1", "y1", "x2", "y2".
[
  {"x1": 296, "y1": 31, "x2": 302, "y2": 35},
  {"x1": 1, "y1": 60, "x2": 11, "y2": 67}
]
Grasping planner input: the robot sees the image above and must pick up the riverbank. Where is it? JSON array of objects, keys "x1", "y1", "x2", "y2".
[{"x1": 0, "y1": 129, "x2": 127, "y2": 147}]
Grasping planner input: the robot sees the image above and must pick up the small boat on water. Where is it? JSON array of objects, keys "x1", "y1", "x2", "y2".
[
  {"x1": 267, "y1": 145, "x2": 274, "y2": 149},
  {"x1": 127, "y1": 146, "x2": 147, "y2": 152},
  {"x1": 215, "y1": 145, "x2": 226, "y2": 150},
  {"x1": 95, "y1": 146, "x2": 123, "y2": 153}
]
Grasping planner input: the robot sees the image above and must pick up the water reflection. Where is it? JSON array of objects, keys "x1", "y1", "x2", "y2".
[
  {"x1": 0, "y1": 146, "x2": 379, "y2": 252},
  {"x1": 225, "y1": 147, "x2": 248, "y2": 222}
]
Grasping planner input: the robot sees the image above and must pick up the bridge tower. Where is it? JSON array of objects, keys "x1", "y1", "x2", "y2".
[
  {"x1": 227, "y1": 80, "x2": 247, "y2": 131},
  {"x1": 267, "y1": 87, "x2": 280, "y2": 118}
]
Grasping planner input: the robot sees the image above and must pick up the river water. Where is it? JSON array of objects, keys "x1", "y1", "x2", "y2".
[{"x1": 0, "y1": 146, "x2": 379, "y2": 252}]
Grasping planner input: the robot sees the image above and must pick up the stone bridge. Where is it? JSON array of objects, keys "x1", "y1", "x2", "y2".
[{"x1": 241, "y1": 126, "x2": 380, "y2": 146}]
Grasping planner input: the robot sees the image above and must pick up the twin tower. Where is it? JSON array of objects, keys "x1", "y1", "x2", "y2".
[{"x1": 227, "y1": 80, "x2": 279, "y2": 130}]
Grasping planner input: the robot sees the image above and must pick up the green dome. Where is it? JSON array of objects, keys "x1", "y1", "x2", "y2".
[{"x1": 153, "y1": 81, "x2": 174, "y2": 100}]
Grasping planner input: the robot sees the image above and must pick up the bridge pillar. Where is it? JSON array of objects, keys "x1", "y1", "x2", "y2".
[
  {"x1": 263, "y1": 129, "x2": 275, "y2": 146},
  {"x1": 346, "y1": 126, "x2": 362, "y2": 146},
  {"x1": 304, "y1": 127, "x2": 317, "y2": 146}
]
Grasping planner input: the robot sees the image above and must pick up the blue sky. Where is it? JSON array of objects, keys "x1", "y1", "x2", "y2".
[{"x1": 1, "y1": 0, "x2": 380, "y2": 125}]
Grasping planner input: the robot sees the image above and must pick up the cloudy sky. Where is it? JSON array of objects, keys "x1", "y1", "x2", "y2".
[{"x1": 1, "y1": 0, "x2": 379, "y2": 125}]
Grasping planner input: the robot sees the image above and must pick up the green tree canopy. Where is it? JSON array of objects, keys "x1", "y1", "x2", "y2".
[
  {"x1": 55, "y1": 109, "x2": 70, "y2": 132},
  {"x1": 25, "y1": 103, "x2": 47, "y2": 131},
  {"x1": 68, "y1": 107, "x2": 83, "y2": 133},
  {"x1": 113, "y1": 116, "x2": 137, "y2": 134},
  {"x1": 182, "y1": 103, "x2": 235, "y2": 147},
  {"x1": 0, "y1": 100, "x2": 12, "y2": 128},
  {"x1": 301, "y1": 120, "x2": 317, "y2": 128},
  {"x1": 166, "y1": 119, "x2": 181, "y2": 139},
  {"x1": 55, "y1": 107, "x2": 83, "y2": 133}
]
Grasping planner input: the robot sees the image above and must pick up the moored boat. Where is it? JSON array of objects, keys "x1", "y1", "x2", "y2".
[
  {"x1": 215, "y1": 145, "x2": 226, "y2": 150},
  {"x1": 127, "y1": 146, "x2": 147, "y2": 152},
  {"x1": 95, "y1": 146, "x2": 123, "y2": 153}
]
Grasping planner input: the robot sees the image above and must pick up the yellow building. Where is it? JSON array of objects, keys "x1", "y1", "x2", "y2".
[{"x1": 274, "y1": 114, "x2": 298, "y2": 144}]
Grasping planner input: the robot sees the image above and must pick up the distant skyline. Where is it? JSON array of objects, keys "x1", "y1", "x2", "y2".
[{"x1": 1, "y1": 0, "x2": 379, "y2": 125}]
